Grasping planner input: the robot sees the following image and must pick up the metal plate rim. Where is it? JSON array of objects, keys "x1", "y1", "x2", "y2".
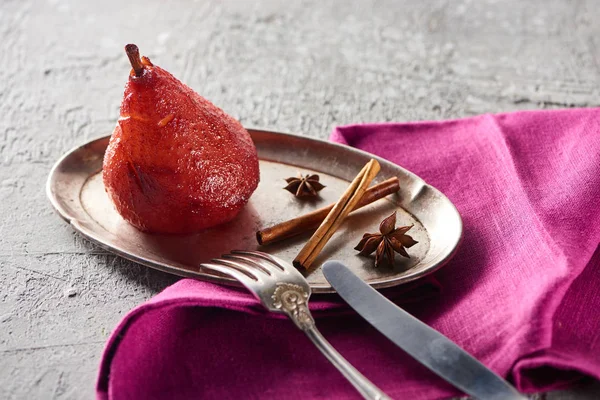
[{"x1": 46, "y1": 127, "x2": 463, "y2": 293}]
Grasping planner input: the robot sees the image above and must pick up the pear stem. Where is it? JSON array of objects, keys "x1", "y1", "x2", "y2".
[{"x1": 125, "y1": 44, "x2": 144, "y2": 77}]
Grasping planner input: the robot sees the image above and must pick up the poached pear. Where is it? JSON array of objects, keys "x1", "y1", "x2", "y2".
[{"x1": 102, "y1": 44, "x2": 260, "y2": 234}]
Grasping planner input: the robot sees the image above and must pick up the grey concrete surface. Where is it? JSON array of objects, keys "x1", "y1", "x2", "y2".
[{"x1": 1, "y1": 0, "x2": 599, "y2": 398}]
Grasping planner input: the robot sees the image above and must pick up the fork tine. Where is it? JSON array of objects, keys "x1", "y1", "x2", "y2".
[
  {"x1": 212, "y1": 258, "x2": 262, "y2": 279},
  {"x1": 231, "y1": 250, "x2": 286, "y2": 271},
  {"x1": 222, "y1": 254, "x2": 277, "y2": 276},
  {"x1": 200, "y1": 261, "x2": 258, "y2": 284},
  {"x1": 222, "y1": 254, "x2": 273, "y2": 276}
]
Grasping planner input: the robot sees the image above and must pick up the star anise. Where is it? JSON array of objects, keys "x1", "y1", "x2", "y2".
[
  {"x1": 354, "y1": 211, "x2": 418, "y2": 267},
  {"x1": 284, "y1": 174, "x2": 325, "y2": 198}
]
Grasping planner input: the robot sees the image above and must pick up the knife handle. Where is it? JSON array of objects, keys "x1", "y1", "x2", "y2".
[{"x1": 304, "y1": 327, "x2": 391, "y2": 400}]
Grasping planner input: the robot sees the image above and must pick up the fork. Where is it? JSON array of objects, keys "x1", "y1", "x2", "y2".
[{"x1": 200, "y1": 250, "x2": 391, "y2": 400}]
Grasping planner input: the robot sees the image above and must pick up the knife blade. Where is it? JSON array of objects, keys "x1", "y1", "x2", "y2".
[{"x1": 322, "y1": 261, "x2": 526, "y2": 400}]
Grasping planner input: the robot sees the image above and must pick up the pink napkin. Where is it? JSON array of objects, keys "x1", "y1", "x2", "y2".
[{"x1": 97, "y1": 108, "x2": 600, "y2": 399}]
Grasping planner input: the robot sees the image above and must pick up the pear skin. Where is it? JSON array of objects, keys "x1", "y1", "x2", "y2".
[{"x1": 102, "y1": 44, "x2": 260, "y2": 234}]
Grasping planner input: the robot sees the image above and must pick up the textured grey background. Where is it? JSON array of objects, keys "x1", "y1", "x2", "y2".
[{"x1": 1, "y1": 0, "x2": 599, "y2": 398}]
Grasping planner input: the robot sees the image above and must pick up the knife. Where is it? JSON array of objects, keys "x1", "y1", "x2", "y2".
[{"x1": 322, "y1": 261, "x2": 526, "y2": 400}]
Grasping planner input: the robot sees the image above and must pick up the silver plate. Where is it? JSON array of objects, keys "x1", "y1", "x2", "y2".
[{"x1": 46, "y1": 129, "x2": 462, "y2": 293}]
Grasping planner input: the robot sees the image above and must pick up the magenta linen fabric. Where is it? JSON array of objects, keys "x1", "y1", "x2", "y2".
[{"x1": 97, "y1": 108, "x2": 600, "y2": 399}]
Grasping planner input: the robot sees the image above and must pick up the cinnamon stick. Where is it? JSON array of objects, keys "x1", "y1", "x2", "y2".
[
  {"x1": 293, "y1": 159, "x2": 381, "y2": 270},
  {"x1": 257, "y1": 177, "x2": 399, "y2": 245}
]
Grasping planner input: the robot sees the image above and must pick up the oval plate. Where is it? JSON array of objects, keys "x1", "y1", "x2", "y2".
[{"x1": 46, "y1": 129, "x2": 462, "y2": 293}]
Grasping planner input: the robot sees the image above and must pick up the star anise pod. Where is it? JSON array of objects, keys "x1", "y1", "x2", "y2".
[
  {"x1": 284, "y1": 174, "x2": 325, "y2": 198},
  {"x1": 354, "y1": 211, "x2": 418, "y2": 267}
]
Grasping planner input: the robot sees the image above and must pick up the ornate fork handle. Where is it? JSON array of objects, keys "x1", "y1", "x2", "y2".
[
  {"x1": 272, "y1": 283, "x2": 315, "y2": 329},
  {"x1": 272, "y1": 284, "x2": 391, "y2": 400}
]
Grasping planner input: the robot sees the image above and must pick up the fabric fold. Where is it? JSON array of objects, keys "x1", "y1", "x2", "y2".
[{"x1": 98, "y1": 108, "x2": 600, "y2": 399}]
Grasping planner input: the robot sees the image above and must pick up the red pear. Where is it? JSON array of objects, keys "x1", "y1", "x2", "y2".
[{"x1": 102, "y1": 44, "x2": 260, "y2": 234}]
